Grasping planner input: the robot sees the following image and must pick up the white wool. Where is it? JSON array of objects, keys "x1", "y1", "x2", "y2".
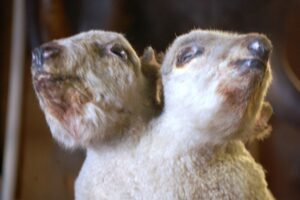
[
  {"x1": 76, "y1": 30, "x2": 274, "y2": 199},
  {"x1": 32, "y1": 29, "x2": 274, "y2": 199}
]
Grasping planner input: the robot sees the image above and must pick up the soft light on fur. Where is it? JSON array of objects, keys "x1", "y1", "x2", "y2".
[
  {"x1": 76, "y1": 30, "x2": 274, "y2": 199},
  {"x1": 160, "y1": 30, "x2": 273, "y2": 146},
  {"x1": 32, "y1": 30, "x2": 159, "y2": 149},
  {"x1": 135, "y1": 29, "x2": 274, "y2": 199},
  {"x1": 32, "y1": 29, "x2": 274, "y2": 199}
]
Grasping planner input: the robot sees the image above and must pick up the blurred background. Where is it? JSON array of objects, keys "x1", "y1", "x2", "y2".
[{"x1": 0, "y1": 0, "x2": 300, "y2": 199}]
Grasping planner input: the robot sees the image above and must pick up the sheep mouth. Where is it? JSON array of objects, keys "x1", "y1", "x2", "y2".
[
  {"x1": 32, "y1": 71, "x2": 92, "y2": 118},
  {"x1": 33, "y1": 72, "x2": 80, "y2": 84},
  {"x1": 33, "y1": 72, "x2": 80, "y2": 91}
]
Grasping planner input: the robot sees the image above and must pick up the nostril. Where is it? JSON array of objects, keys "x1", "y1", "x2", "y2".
[
  {"x1": 247, "y1": 38, "x2": 271, "y2": 61},
  {"x1": 31, "y1": 42, "x2": 61, "y2": 69},
  {"x1": 32, "y1": 42, "x2": 62, "y2": 68},
  {"x1": 235, "y1": 59, "x2": 266, "y2": 71},
  {"x1": 32, "y1": 47, "x2": 44, "y2": 68},
  {"x1": 41, "y1": 44, "x2": 61, "y2": 60}
]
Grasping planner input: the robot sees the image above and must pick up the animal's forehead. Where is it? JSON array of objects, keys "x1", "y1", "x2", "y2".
[
  {"x1": 161, "y1": 30, "x2": 247, "y2": 75},
  {"x1": 57, "y1": 30, "x2": 129, "y2": 47},
  {"x1": 50, "y1": 30, "x2": 141, "y2": 69},
  {"x1": 174, "y1": 30, "x2": 243, "y2": 49}
]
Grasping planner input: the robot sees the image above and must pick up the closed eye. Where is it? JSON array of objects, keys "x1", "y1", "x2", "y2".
[
  {"x1": 110, "y1": 44, "x2": 128, "y2": 60},
  {"x1": 176, "y1": 45, "x2": 204, "y2": 67}
]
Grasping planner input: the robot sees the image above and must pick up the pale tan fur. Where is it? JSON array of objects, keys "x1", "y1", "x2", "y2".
[
  {"x1": 134, "y1": 29, "x2": 274, "y2": 199},
  {"x1": 32, "y1": 29, "x2": 274, "y2": 199},
  {"x1": 32, "y1": 30, "x2": 162, "y2": 199},
  {"x1": 32, "y1": 30, "x2": 159, "y2": 149}
]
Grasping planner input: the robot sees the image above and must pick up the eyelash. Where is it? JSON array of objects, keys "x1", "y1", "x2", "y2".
[
  {"x1": 110, "y1": 45, "x2": 128, "y2": 60},
  {"x1": 176, "y1": 45, "x2": 204, "y2": 67}
]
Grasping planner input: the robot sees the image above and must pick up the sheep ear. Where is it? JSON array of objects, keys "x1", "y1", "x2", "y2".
[
  {"x1": 141, "y1": 46, "x2": 155, "y2": 63},
  {"x1": 140, "y1": 46, "x2": 161, "y2": 77},
  {"x1": 140, "y1": 46, "x2": 164, "y2": 108},
  {"x1": 141, "y1": 46, "x2": 164, "y2": 66},
  {"x1": 249, "y1": 101, "x2": 273, "y2": 142}
]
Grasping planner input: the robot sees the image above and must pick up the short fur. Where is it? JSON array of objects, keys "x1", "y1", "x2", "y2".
[
  {"x1": 32, "y1": 29, "x2": 274, "y2": 199},
  {"x1": 133, "y1": 29, "x2": 275, "y2": 199},
  {"x1": 32, "y1": 30, "x2": 160, "y2": 149}
]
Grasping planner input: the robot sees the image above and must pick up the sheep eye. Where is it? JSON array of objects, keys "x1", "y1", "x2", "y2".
[
  {"x1": 110, "y1": 44, "x2": 128, "y2": 60},
  {"x1": 176, "y1": 45, "x2": 204, "y2": 67}
]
